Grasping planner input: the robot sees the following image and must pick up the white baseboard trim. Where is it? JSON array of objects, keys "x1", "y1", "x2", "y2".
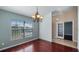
[{"x1": 0, "y1": 38, "x2": 38, "y2": 51}]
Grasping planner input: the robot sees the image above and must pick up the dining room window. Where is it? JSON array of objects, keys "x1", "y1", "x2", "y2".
[{"x1": 11, "y1": 20, "x2": 33, "y2": 40}]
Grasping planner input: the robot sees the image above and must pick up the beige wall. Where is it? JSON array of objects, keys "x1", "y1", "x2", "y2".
[{"x1": 52, "y1": 7, "x2": 78, "y2": 42}]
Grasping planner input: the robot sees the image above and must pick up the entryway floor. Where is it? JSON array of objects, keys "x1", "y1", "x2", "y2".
[{"x1": 53, "y1": 39, "x2": 77, "y2": 48}]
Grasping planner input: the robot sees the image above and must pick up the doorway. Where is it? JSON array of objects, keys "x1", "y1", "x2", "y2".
[{"x1": 64, "y1": 22, "x2": 72, "y2": 41}]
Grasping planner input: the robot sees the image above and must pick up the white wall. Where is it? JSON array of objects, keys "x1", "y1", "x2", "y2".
[
  {"x1": 39, "y1": 13, "x2": 52, "y2": 42},
  {"x1": 77, "y1": 7, "x2": 79, "y2": 49}
]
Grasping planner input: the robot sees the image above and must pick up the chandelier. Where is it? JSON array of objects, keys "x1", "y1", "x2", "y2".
[{"x1": 32, "y1": 7, "x2": 43, "y2": 22}]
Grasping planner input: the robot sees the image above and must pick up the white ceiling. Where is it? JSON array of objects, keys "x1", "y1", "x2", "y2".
[{"x1": 0, "y1": 6, "x2": 72, "y2": 17}]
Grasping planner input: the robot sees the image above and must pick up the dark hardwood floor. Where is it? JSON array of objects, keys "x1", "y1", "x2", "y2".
[{"x1": 1, "y1": 39, "x2": 78, "y2": 52}]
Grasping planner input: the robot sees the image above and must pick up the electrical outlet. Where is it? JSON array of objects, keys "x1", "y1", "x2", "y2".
[{"x1": 2, "y1": 43, "x2": 4, "y2": 46}]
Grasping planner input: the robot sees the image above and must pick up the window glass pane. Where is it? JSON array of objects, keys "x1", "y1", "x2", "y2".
[
  {"x1": 17, "y1": 21, "x2": 24, "y2": 40},
  {"x1": 24, "y1": 22, "x2": 32, "y2": 38}
]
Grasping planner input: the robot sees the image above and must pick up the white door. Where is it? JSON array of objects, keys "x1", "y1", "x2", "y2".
[{"x1": 56, "y1": 22, "x2": 64, "y2": 39}]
